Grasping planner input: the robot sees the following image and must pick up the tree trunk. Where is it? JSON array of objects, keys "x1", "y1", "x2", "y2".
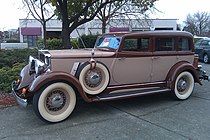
[
  {"x1": 102, "y1": 19, "x2": 107, "y2": 34},
  {"x1": 61, "y1": 21, "x2": 71, "y2": 49},
  {"x1": 43, "y1": 22, "x2": 47, "y2": 49},
  {"x1": 60, "y1": 0, "x2": 71, "y2": 49}
]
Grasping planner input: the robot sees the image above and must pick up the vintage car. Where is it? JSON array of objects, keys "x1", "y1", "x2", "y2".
[{"x1": 12, "y1": 31, "x2": 210, "y2": 123}]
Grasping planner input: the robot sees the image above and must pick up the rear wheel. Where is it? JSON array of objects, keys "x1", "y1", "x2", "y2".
[
  {"x1": 33, "y1": 82, "x2": 76, "y2": 123},
  {"x1": 203, "y1": 54, "x2": 209, "y2": 63},
  {"x1": 173, "y1": 71, "x2": 194, "y2": 100}
]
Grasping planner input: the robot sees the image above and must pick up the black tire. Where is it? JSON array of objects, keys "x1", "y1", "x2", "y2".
[
  {"x1": 76, "y1": 61, "x2": 110, "y2": 95},
  {"x1": 173, "y1": 71, "x2": 194, "y2": 100},
  {"x1": 203, "y1": 54, "x2": 209, "y2": 63},
  {"x1": 33, "y1": 82, "x2": 76, "y2": 123}
]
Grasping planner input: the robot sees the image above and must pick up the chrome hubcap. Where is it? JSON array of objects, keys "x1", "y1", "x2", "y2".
[
  {"x1": 90, "y1": 73, "x2": 100, "y2": 85},
  {"x1": 46, "y1": 90, "x2": 66, "y2": 111},
  {"x1": 177, "y1": 78, "x2": 187, "y2": 92},
  {"x1": 85, "y1": 69, "x2": 102, "y2": 88},
  {"x1": 204, "y1": 55, "x2": 208, "y2": 63}
]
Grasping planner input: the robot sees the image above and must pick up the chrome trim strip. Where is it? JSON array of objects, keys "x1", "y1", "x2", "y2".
[
  {"x1": 71, "y1": 62, "x2": 80, "y2": 76},
  {"x1": 109, "y1": 87, "x2": 161, "y2": 94},
  {"x1": 107, "y1": 81, "x2": 166, "y2": 90},
  {"x1": 96, "y1": 89, "x2": 170, "y2": 101}
]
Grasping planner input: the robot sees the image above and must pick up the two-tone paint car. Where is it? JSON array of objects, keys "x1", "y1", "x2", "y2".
[{"x1": 12, "y1": 31, "x2": 210, "y2": 123}]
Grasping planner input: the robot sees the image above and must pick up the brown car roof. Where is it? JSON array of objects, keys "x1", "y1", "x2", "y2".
[{"x1": 101, "y1": 31, "x2": 193, "y2": 38}]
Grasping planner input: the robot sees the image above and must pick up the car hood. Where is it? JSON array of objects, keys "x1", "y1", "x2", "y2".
[{"x1": 48, "y1": 49, "x2": 115, "y2": 59}]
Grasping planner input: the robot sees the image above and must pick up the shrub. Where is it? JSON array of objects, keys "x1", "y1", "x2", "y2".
[
  {"x1": 0, "y1": 48, "x2": 37, "y2": 69},
  {"x1": 0, "y1": 63, "x2": 25, "y2": 92},
  {"x1": 37, "y1": 38, "x2": 63, "y2": 50},
  {"x1": 46, "y1": 38, "x2": 63, "y2": 50},
  {"x1": 78, "y1": 34, "x2": 98, "y2": 48},
  {"x1": 71, "y1": 39, "x2": 80, "y2": 49}
]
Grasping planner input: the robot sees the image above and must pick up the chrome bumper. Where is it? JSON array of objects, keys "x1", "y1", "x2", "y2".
[
  {"x1": 11, "y1": 81, "x2": 28, "y2": 108},
  {"x1": 198, "y1": 65, "x2": 210, "y2": 81}
]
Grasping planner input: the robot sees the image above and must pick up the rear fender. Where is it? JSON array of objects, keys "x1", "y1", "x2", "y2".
[
  {"x1": 166, "y1": 61, "x2": 201, "y2": 89},
  {"x1": 28, "y1": 71, "x2": 91, "y2": 102}
]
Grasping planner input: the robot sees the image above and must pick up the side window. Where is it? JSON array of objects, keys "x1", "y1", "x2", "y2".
[
  {"x1": 138, "y1": 38, "x2": 149, "y2": 51},
  {"x1": 122, "y1": 38, "x2": 138, "y2": 51},
  {"x1": 155, "y1": 38, "x2": 175, "y2": 51},
  {"x1": 201, "y1": 40, "x2": 208, "y2": 45},
  {"x1": 178, "y1": 38, "x2": 190, "y2": 51},
  {"x1": 122, "y1": 38, "x2": 149, "y2": 51}
]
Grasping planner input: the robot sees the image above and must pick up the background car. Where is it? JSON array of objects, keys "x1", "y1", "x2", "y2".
[{"x1": 195, "y1": 38, "x2": 210, "y2": 63}]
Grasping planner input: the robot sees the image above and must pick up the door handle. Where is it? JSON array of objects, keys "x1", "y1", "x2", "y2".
[
  {"x1": 118, "y1": 57, "x2": 126, "y2": 60},
  {"x1": 152, "y1": 56, "x2": 160, "y2": 59}
]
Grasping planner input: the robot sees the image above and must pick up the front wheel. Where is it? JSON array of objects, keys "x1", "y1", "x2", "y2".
[
  {"x1": 33, "y1": 82, "x2": 76, "y2": 123},
  {"x1": 173, "y1": 71, "x2": 194, "y2": 100}
]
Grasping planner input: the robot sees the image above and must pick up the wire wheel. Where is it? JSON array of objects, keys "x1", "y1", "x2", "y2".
[
  {"x1": 33, "y1": 82, "x2": 76, "y2": 123},
  {"x1": 174, "y1": 71, "x2": 194, "y2": 100},
  {"x1": 78, "y1": 62, "x2": 110, "y2": 95}
]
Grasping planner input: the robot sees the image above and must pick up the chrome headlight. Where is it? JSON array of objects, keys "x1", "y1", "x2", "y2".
[
  {"x1": 35, "y1": 59, "x2": 45, "y2": 75},
  {"x1": 29, "y1": 56, "x2": 48, "y2": 76},
  {"x1": 29, "y1": 56, "x2": 36, "y2": 75}
]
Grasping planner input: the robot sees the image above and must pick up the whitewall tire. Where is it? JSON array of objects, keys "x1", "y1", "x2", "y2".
[
  {"x1": 174, "y1": 71, "x2": 194, "y2": 100},
  {"x1": 78, "y1": 62, "x2": 110, "y2": 95},
  {"x1": 33, "y1": 82, "x2": 76, "y2": 123}
]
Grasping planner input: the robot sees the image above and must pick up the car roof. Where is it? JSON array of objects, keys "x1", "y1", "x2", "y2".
[
  {"x1": 101, "y1": 31, "x2": 193, "y2": 38},
  {"x1": 200, "y1": 38, "x2": 210, "y2": 41}
]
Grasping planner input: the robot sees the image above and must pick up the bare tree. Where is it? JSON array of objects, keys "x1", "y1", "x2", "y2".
[
  {"x1": 184, "y1": 11, "x2": 210, "y2": 36},
  {"x1": 96, "y1": 0, "x2": 157, "y2": 33},
  {"x1": 50, "y1": 0, "x2": 129, "y2": 48},
  {"x1": 22, "y1": 0, "x2": 55, "y2": 48}
]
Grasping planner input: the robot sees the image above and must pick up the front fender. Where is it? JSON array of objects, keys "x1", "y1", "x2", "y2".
[
  {"x1": 17, "y1": 64, "x2": 35, "y2": 90},
  {"x1": 28, "y1": 71, "x2": 91, "y2": 102},
  {"x1": 166, "y1": 61, "x2": 201, "y2": 89}
]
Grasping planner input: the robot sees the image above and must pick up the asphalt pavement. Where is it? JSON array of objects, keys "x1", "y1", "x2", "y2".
[{"x1": 0, "y1": 63, "x2": 210, "y2": 140}]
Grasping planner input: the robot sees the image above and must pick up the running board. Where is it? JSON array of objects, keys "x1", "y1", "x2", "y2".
[{"x1": 93, "y1": 87, "x2": 171, "y2": 101}]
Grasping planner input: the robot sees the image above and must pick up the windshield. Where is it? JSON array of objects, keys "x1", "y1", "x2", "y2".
[{"x1": 95, "y1": 36, "x2": 121, "y2": 50}]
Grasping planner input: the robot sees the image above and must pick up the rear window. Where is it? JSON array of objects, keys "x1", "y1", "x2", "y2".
[{"x1": 178, "y1": 38, "x2": 190, "y2": 51}]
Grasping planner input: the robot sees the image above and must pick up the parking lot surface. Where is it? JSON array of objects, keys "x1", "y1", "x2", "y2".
[{"x1": 0, "y1": 63, "x2": 210, "y2": 140}]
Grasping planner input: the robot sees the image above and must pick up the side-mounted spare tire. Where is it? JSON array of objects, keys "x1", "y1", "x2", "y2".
[{"x1": 76, "y1": 61, "x2": 110, "y2": 95}]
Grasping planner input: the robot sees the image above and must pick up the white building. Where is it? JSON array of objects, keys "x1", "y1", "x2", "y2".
[{"x1": 19, "y1": 18, "x2": 177, "y2": 47}]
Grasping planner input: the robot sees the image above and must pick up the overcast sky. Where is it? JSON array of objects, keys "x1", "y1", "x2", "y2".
[{"x1": 0, "y1": 0, "x2": 210, "y2": 30}]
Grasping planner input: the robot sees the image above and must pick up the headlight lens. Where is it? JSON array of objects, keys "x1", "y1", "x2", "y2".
[
  {"x1": 35, "y1": 59, "x2": 45, "y2": 75},
  {"x1": 29, "y1": 56, "x2": 47, "y2": 76}
]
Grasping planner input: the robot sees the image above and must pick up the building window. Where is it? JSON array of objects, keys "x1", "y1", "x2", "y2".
[{"x1": 23, "y1": 35, "x2": 38, "y2": 47}]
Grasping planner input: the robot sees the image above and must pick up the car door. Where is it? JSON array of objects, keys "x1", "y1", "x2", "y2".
[
  {"x1": 152, "y1": 37, "x2": 178, "y2": 82},
  {"x1": 112, "y1": 37, "x2": 152, "y2": 85},
  {"x1": 201, "y1": 40, "x2": 210, "y2": 51}
]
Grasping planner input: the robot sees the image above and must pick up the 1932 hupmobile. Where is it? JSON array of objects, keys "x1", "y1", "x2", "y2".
[{"x1": 12, "y1": 31, "x2": 210, "y2": 123}]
